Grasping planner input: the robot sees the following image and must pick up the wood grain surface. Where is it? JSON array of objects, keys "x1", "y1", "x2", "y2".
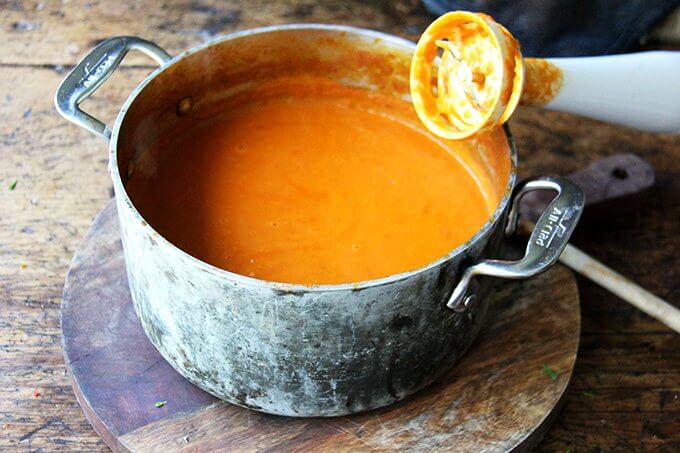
[
  {"x1": 62, "y1": 200, "x2": 579, "y2": 452},
  {"x1": 0, "y1": 0, "x2": 678, "y2": 451}
]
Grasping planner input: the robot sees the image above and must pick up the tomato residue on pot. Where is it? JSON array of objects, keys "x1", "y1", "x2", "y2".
[{"x1": 125, "y1": 77, "x2": 501, "y2": 285}]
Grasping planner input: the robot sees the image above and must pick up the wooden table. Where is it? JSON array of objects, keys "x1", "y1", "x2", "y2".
[{"x1": 0, "y1": 1, "x2": 678, "y2": 451}]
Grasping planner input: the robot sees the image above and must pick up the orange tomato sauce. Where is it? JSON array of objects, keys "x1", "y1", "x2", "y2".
[{"x1": 126, "y1": 77, "x2": 498, "y2": 285}]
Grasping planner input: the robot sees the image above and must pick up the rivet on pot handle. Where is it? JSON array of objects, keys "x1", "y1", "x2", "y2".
[
  {"x1": 54, "y1": 37, "x2": 171, "y2": 142},
  {"x1": 448, "y1": 176, "x2": 585, "y2": 312}
]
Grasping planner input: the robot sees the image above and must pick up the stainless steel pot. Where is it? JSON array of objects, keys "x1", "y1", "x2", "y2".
[{"x1": 55, "y1": 25, "x2": 584, "y2": 417}]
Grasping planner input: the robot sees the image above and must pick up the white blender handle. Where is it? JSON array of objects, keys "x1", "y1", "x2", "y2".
[{"x1": 542, "y1": 51, "x2": 680, "y2": 133}]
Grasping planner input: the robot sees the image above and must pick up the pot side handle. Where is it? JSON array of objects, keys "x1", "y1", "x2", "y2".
[
  {"x1": 448, "y1": 176, "x2": 585, "y2": 312},
  {"x1": 54, "y1": 36, "x2": 171, "y2": 142}
]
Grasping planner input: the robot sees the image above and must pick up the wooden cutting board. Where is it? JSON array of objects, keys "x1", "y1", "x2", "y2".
[{"x1": 62, "y1": 200, "x2": 580, "y2": 452}]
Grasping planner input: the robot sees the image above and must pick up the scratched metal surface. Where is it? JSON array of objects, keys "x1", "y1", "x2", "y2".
[{"x1": 119, "y1": 188, "x2": 501, "y2": 415}]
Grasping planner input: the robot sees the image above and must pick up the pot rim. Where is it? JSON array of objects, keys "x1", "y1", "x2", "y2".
[{"x1": 109, "y1": 23, "x2": 518, "y2": 293}]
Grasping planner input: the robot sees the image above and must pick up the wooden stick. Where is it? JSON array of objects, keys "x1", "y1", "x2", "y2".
[{"x1": 559, "y1": 243, "x2": 680, "y2": 333}]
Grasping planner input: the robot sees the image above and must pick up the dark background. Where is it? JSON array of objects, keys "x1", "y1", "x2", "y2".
[{"x1": 422, "y1": 0, "x2": 680, "y2": 56}]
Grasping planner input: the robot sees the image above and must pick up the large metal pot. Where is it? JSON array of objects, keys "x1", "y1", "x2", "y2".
[{"x1": 55, "y1": 25, "x2": 584, "y2": 417}]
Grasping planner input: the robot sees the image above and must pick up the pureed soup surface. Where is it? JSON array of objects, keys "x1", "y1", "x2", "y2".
[{"x1": 126, "y1": 77, "x2": 499, "y2": 285}]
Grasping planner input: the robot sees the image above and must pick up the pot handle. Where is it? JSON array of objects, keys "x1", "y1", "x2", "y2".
[
  {"x1": 54, "y1": 36, "x2": 171, "y2": 142},
  {"x1": 448, "y1": 176, "x2": 585, "y2": 312}
]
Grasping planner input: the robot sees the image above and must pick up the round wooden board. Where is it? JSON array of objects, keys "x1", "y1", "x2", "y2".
[{"x1": 62, "y1": 200, "x2": 580, "y2": 452}]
